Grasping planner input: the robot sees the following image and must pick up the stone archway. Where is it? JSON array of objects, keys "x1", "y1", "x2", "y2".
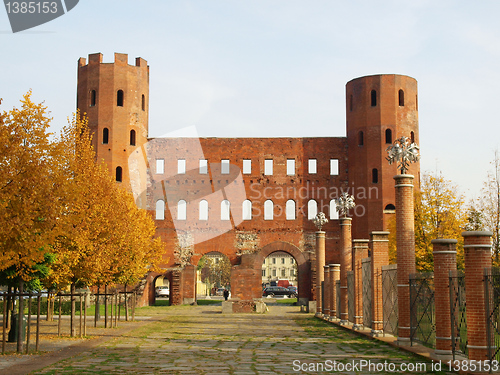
[{"x1": 230, "y1": 241, "x2": 311, "y2": 308}]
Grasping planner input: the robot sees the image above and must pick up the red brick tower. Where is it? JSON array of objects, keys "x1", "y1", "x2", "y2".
[
  {"x1": 345, "y1": 75, "x2": 419, "y2": 239},
  {"x1": 76, "y1": 53, "x2": 149, "y2": 198}
]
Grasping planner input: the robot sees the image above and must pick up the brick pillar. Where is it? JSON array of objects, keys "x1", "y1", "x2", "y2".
[
  {"x1": 340, "y1": 217, "x2": 352, "y2": 324},
  {"x1": 463, "y1": 231, "x2": 493, "y2": 361},
  {"x1": 323, "y1": 266, "x2": 330, "y2": 316},
  {"x1": 352, "y1": 239, "x2": 369, "y2": 330},
  {"x1": 182, "y1": 264, "x2": 197, "y2": 305},
  {"x1": 330, "y1": 264, "x2": 340, "y2": 319},
  {"x1": 315, "y1": 231, "x2": 326, "y2": 314},
  {"x1": 370, "y1": 231, "x2": 389, "y2": 336},
  {"x1": 394, "y1": 174, "x2": 416, "y2": 343},
  {"x1": 432, "y1": 239, "x2": 457, "y2": 356}
]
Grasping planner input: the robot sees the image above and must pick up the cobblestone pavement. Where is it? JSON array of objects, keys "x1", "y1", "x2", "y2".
[{"x1": 4, "y1": 303, "x2": 454, "y2": 374}]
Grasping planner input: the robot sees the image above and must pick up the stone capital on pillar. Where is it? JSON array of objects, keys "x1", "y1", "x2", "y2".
[
  {"x1": 432, "y1": 238, "x2": 457, "y2": 357},
  {"x1": 463, "y1": 231, "x2": 493, "y2": 362}
]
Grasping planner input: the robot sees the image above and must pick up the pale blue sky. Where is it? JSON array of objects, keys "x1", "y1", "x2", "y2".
[{"x1": 1, "y1": 0, "x2": 499, "y2": 199}]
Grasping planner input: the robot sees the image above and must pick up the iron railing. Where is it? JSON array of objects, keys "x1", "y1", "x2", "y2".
[
  {"x1": 362, "y1": 258, "x2": 372, "y2": 328},
  {"x1": 409, "y1": 272, "x2": 435, "y2": 348},
  {"x1": 449, "y1": 269, "x2": 467, "y2": 360},
  {"x1": 382, "y1": 264, "x2": 398, "y2": 336},
  {"x1": 347, "y1": 271, "x2": 355, "y2": 323},
  {"x1": 484, "y1": 267, "x2": 500, "y2": 362}
]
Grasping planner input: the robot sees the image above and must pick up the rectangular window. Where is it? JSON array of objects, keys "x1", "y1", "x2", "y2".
[
  {"x1": 272, "y1": 269, "x2": 276, "y2": 277},
  {"x1": 281, "y1": 258, "x2": 285, "y2": 264},
  {"x1": 272, "y1": 258, "x2": 276, "y2": 264},
  {"x1": 265, "y1": 159, "x2": 273, "y2": 175},
  {"x1": 308, "y1": 159, "x2": 317, "y2": 174},
  {"x1": 243, "y1": 159, "x2": 251, "y2": 174},
  {"x1": 178, "y1": 159, "x2": 186, "y2": 174},
  {"x1": 287, "y1": 159, "x2": 295, "y2": 175},
  {"x1": 281, "y1": 269, "x2": 286, "y2": 277},
  {"x1": 262, "y1": 269, "x2": 266, "y2": 277},
  {"x1": 330, "y1": 159, "x2": 339, "y2": 175},
  {"x1": 221, "y1": 159, "x2": 230, "y2": 174},
  {"x1": 199, "y1": 159, "x2": 208, "y2": 174},
  {"x1": 156, "y1": 159, "x2": 164, "y2": 174}
]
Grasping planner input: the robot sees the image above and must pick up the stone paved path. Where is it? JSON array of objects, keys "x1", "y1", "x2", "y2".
[{"x1": 6, "y1": 303, "x2": 454, "y2": 374}]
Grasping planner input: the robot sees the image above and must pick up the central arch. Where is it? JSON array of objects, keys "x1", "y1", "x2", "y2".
[{"x1": 254, "y1": 241, "x2": 311, "y2": 305}]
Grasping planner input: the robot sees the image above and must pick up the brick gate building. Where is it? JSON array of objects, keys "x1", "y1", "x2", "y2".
[{"x1": 77, "y1": 53, "x2": 420, "y2": 307}]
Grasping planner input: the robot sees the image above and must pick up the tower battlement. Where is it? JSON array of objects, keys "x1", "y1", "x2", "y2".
[{"x1": 78, "y1": 52, "x2": 148, "y2": 69}]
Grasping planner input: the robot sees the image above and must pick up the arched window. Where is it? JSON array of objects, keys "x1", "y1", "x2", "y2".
[
  {"x1": 384, "y1": 204, "x2": 396, "y2": 211},
  {"x1": 372, "y1": 168, "x2": 378, "y2": 184},
  {"x1": 358, "y1": 131, "x2": 364, "y2": 146},
  {"x1": 90, "y1": 90, "x2": 96, "y2": 107},
  {"x1": 371, "y1": 90, "x2": 377, "y2": 106},
  {"x1": 199, "y1": 200, "x2": 208, "y2": 221},
  {"x1": 349, "y1": 94, "x2": 353, "y2": 112},
  {"x1": 177, "y1": 200, "x2": 187, "y2": 220},
  {"x1": 385, "y1": 129, "x2": 392, "y2": 144},
  {"x1": 242, "y1": 200, "x2": 252, "y2": 220},
  {"x1": 286, "y1": 200, "x2": 296, "y2": 220},
  {"x1": 103, "y1": 128, "x2": 109, "y2": 144},
  {"x1": 117, "y1": 90, "x2": 124, "y2": 107},
  {"x1": 264, "y1": 200, "x2": 273, "y2": 220},
  {"x1": 155, "y1": 200, "x2": 165, "y2": 220},
  {"x1": 411, "y1": 131, "x2": 415, "y2": 143},
  {"x1": 116, "y1": 166, "x2": 122, "y2": 182},
  {"x1": 308, "y1": 199, "x2": 318, "y2": 220},
  {"x1": 221, "y1": 200, "x2": 230, "y2": 221},
  {"x1": 142, "y1": 94, "x2": 145, "y2": 111},
  {"x1": 399, "y1": 89, "x2": 404, "y2": 106},
  {"x1": 330, "y1": 199, "x2": 339, "y2": 220},
  {"x1": 130, "y1": 129, "x2": 136, "y2": 146}
]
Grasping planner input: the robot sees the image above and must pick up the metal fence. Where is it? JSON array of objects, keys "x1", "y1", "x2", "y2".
[
  {"x1": 347, "y1": 271, "x2": 355, "y2": 323},
  {"x1": 362, "y1": 258, "x2": 372, "y2": 328},
  {"x1": 484, "y1": 267, "x2": 500, "y2": 362},
  {"x1": 449, "y1": 269, "x2": 467, "y2": 360},
  {"x1": 382, "y1": 264, "x2": 398, "y2": 336},
  {"x1": 409, "y1": 272, "x2": 435, "y2": 347}
]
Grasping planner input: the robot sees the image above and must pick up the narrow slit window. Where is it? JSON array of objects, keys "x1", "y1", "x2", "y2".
[
  {"x1": 142, "y1": 94, "x2": 146, "y2": 111},
  {"x1": 103, "y1": 128, "x2": 109, "y2": 144},
  {"x1": 116, "y1": 166, "x2": 122, "y2": 182},
  {"x1": 90, "y1": 90, "x2": 96, "y2": 107},
  {"x1": 130, "y1": 129, "x2": 136, "y2": 146},
  {"x1": 411, "y1": 131, "x2": 415, "y2": 143},
  {"x1": 372, "y1": 168, "x2": 379, "y2": 184},
  {"x1": 117, "y1": 90, "x2": 124, "y2": 107},
  {"x1": 385, "y1": 129, "x2": 392, "y2": 144},
  {"x1": 371, "y1": 90, "x2": 377, "y2": 106},
  {"x1": 399, "y1": 89, "x2": 404, "y2": 106},
  {"x1": 358, "y1": 131, "x2": 364, "y2": 146}
]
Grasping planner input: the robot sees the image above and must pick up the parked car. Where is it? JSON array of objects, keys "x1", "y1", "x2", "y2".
[
  {"x1": 287, "y1": 286, "x2": 298, "y2": 295},
  {"x1": 216, "y1": 288, "x2": 225, "y2": 296},
  {"x1": 263, "y1": 286, "x2": 297, "y2": 298},
  {"x1": 155, "y1": 286, "x2": 169, "y2": 297}
]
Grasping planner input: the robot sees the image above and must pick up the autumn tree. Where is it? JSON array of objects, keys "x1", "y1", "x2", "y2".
[
  {"x1": 388, "y1": 171, "x2": 468, "y2": 271},
  {"x1": 0, "y1": 93, "x2": 64, "y2": 291},
  {"x1": 477, "y1": 150, "x2": 500, "y2": 266}
]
